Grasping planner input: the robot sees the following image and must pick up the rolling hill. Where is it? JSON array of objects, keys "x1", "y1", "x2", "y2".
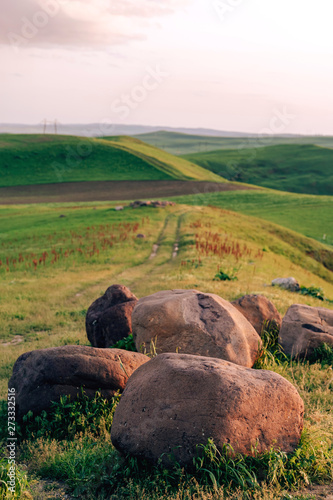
[
  {"x1": 135, "y1": 130, "x2": 333, "y2": 155},
  {"x1": 182, "y1": 144, "x2": 333, "y2": 195},
  {"x1": 0, "y1": 134, "x2": 224, "y2": 187}
]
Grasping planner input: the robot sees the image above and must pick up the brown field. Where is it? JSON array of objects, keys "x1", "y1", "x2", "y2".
[{"x1": 0, "y1": 180, "x2": 254, "y2": 204}]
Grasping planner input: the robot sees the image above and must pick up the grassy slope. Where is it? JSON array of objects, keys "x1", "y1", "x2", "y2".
[
  {"x1": 0, "y1": 134, "x2": 223, "y2": 187},
  {"x1": 182, "y1": 144, "x2": 333, "y2": 195},
  {"x1": 103, "y1": 135, "x2": 224, "y2": 182},
  {"x1": 0, "y1": 202, "x2": 332, "y2": 498},
  {"x1": 172, "y1": 189, "x2": 333, "y2": 246},
  {"x1": 135, "y1": 130, "x2": 333, "y2": 155}
]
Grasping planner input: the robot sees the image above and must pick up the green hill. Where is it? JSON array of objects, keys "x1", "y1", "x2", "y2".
[
  {"x1": 135, "y1": 130, "x2": 333, "y2": 155},
  {"x1": 182, "y1": 144, "x2": 333, "y2": 195},
  {"x1": 0, "y1": 134, "x2": 224, "y2": 187}
]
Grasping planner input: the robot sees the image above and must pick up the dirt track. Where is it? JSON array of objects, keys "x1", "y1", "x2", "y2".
[{"x1": 0, "y1": 180, "x2": 254, "y2": 204}]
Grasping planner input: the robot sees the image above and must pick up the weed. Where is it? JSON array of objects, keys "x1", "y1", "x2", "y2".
[
  {"x1": 308, "y1": 343, "x2": 333, "y2": 366},
  {"x1": 298, "y1": 286, "x2": 325, "y2": 301},
  {"x1": 28, "y1": 433, "x2": 332, "y2": 499},
  {"x1": 213, "y1": 269, "x2": 239, "y2": 281},
  {"x1": 19, "y1": 389, "x2": 120, "y2": 441},
  {"x1": 0, "y1": 458, "x2": 31, "y2": 499},
  {"x1": 112, "y1": 334, "x2": 137, "y2": 351},
  {"x1": 254, "y1": 322, "x2": 288, "y2": 369}
]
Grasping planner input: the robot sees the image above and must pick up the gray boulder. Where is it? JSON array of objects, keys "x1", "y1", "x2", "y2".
[
  {"x1": 279, "y1": 304, "x2": 333, "y2": 358},
  {"x1": 272, "y1": 277, "x2": 300, "y2": 292}
]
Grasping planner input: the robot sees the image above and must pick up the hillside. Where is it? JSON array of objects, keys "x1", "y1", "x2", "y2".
[
  {"x1": 0, "y1": 134, "x2": 224, "y2": 187},
  {"x1": 135, "y1": 130, "x2": 333, "y2": 155},
  {"x1": 173, "y1": 189, "x2": 333, "y2": 247},
  {"x1": 0, "y1": 201, "x2": 333, "y2": 499},
  {"x1": 182, "y1": 144, "x2": 333, "y2": 195}
]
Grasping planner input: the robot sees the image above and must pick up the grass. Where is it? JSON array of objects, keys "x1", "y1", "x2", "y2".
[
  {"x1": 0, "y1": 201, "x2": 332, "y2": 498},
  {"x1": 0, "y1": 134, "x2": 223, "y2": 187},
  {"x1": 182, "y1": 144, "x2": 333, "y2": 196}
]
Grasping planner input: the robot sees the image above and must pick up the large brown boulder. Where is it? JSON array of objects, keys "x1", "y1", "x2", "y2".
[
  {"x1": 231, "y1": 294, "x2": 282, "y2": 335},
  {"x1": 111, "y1": 353, "x2": 304, "y2": 466},
  {"x1": 132, "y1": 289, "x2": 261, "y2": 367},
  {"x1": 86, "y1": 284, "x2": 138, "y2": 348},
  {"x1": 279, "y1": 304, "x2": 333, "y2": 359},
  {"x1": 9, "y1": 346, "x2": 149, "y2": 420}
]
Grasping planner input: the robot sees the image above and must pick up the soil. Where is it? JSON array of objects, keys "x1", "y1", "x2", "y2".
[{"x1": 0, "y1": 180, "x2": 255, "y2": 204}]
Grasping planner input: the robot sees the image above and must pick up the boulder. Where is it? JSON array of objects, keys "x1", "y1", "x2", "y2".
[
  {"x1": 86, "y1": 284, "x2": 138, "y2": 348},
  {"x1": 9, "y1": 346, "x2": 149, "y2": 420},
  {"x1": 272, "y1": 277, "x2": 300, "y2": 292},
  {"x1": 279, "y1": 304, "x2": 333, "y2": 358},
  {"x1": 132, "y1": 289, "x2": 261, "y2": 367},
  {"x1": 231, "y1": 294, "x2": 282, "y2": 335},
  {"x1": 111, "y1": 353, "x2": 304, "y2": 466}
]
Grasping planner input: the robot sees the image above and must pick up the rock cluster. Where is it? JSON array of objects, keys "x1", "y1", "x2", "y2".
[
  {"x1": 11, "y1": 282, "x2": 333, "y2": 466},
  {"x1": 130, "y1": 200, "x2": 176, "y2": 208}
]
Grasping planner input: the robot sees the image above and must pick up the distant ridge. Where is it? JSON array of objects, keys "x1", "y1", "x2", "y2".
[{"x1": 0, "y1": 122, "x2": 305, "y2": 138}]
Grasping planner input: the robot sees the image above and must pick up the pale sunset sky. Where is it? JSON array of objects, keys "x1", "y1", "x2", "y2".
[{"x1": 1, "y1": 0, "x2": 333, "y2": 134}]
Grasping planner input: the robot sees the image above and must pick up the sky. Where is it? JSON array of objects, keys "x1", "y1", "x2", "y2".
[{"x1": 1, "y1": 0, "x2": 333, "y2": 134}]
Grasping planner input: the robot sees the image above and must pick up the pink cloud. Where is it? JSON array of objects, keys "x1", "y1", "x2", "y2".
[{"x1": 0, "y1": 0, "x2": 191, "y2": 49}]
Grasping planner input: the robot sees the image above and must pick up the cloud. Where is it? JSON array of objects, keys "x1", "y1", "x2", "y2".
[
  {"x1": 106, "y1": 0, "x2": 191, "y2": 17},
  {"x1": 0, "y1": 0, "x2": 191, "y2": 49}
]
